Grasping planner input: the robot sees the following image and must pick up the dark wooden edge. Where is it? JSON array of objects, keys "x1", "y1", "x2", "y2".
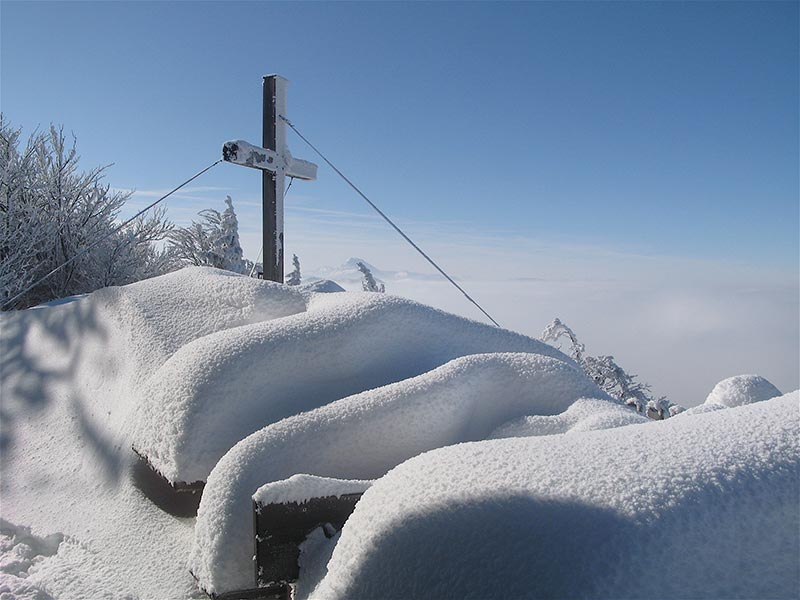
[
  {"x1": 253, "y1": 492, "x2": 364, "y2": 588},
  {"x1": 189, "y1": 570, "x2": 291, "y2": 600},
  {"x1": 131, "y1": 446, "x2": 205, "y2": 493}
]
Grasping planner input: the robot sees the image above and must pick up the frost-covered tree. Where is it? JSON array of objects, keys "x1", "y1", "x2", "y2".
[
  {"x1": 286, "y1": 254, "x2": 301, "y2": 286},
  {"x1": 0, "y1": 117, "x2": 173, "y2": 309},
  {"x1": 580, "y1": 354, "x2": 657, "y2": 415},
  {"x1": 540, "y1": 318, "x2": 584, "y2": 362},
  {"x1": 166, "y1": 196, "x2": 253, "y2": 274},
  {"x1": 357, "y1": 261, "x2": 384, "y2": 293},
  {"x1": 541, "y1": 317, "x2": 683, "y2": 419}
]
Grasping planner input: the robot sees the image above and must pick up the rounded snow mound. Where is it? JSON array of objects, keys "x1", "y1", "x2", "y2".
[
  {"x1": 131, "y1": 293, "x2": 570, "y2": 486},
  {"x1": 704, "y1": 374, "x2": 781, "y2": 408},
  {"x1": 310, "y1": 393, "x2": 799, "y2": 600},
  {"x1": 189, "y1": 352, "x2": 606, "y2": 594},
  {"x1": 1, "y1": 266, "x2": 308, "y2": 455},
  {"x1": 106, "y1": 266, "x2": 307, "y2": 375}
]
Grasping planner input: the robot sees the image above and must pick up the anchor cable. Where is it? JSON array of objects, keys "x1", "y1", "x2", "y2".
[
  {"x1": 3, "y1": 158, "x2": 224, "y2": 310},
  {"x1": 280, "y1": 115, "x2": 501, "y2": 328}
]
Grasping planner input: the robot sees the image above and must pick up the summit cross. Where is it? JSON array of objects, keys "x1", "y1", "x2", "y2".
[{"x1": 222, "y1": 75, "x2": 317, "y2": 283}]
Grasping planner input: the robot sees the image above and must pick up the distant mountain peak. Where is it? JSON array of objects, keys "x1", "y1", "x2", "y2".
[{"x1": 344, "y1": 257, "x2": 378, "y2": 271}]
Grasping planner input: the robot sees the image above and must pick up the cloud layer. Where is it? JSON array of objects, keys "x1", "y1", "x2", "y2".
[{"x1": 118, "y1": 189, "x2": 799, "y2": 407}]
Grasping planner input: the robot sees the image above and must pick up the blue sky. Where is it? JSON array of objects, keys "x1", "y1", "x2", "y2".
[
  {"x1": 2, "y1": 1, "x2": 797, "y2": 267},
  {"x1": 2, "y1": 1, "x2": 798, "y2": 401}
]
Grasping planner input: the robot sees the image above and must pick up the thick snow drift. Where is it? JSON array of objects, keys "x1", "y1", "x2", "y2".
[
  {"x1": 131, "y1": 293, "x2": 569, "y2": 485},
  {"x1": 704, "y1": 374, "x2": 781, "y2": 408},
  {"x1": 310, "y1": 392, "x2": 799, "y2": 600},
  {"x1": 3, "y1": 266, "x2": 797, "y2": 599},
  {"x1": 0, "y1": 267, "x2": 309, "y2": 600},
  {"x1": 190, "y1": 352, "x2": 605, "y2": 593}
]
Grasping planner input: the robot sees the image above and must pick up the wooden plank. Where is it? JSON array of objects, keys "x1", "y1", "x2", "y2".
[
  {"x1": 212, "y1": 584, "x2": 290, "y2": 600},
  {"x1": 189, "y1": 570, "x2": 290, "y2": 600},
  {"x1": 253, "y1": 493, "x2": 363, "y2": 587},
  {"x1": 262, "y1": 75, "x2": 281, "y2": 283},
  {"x1": 131, "y1": 448, "x2": 203, "y2": 516}
]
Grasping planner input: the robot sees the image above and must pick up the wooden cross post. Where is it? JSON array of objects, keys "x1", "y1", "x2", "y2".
[{"x1": 222, "y1": 75, "x2": 317, "y2": 282}]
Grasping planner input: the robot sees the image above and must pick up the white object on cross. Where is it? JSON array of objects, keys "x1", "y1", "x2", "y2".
[
  {"x1": 221, "y1": 75, "x2": 317, "y2": 282},
  {"x1": 222, "y1": 139, "x2": 317, "y2": 181}
]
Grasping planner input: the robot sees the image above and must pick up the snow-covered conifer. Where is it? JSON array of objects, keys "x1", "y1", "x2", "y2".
[
  {"x1": 357, "y1": 261, "x2": 385, "y2": 293},
  {"x1": 220, "y1": 196, "x2": 248, "y2": 273},
  {"x1": 286, "y1": 254, "x2": 301, "y2": 286},
  {"x1": 166, "y1": 196, "x2": 253, "y2": 275}
]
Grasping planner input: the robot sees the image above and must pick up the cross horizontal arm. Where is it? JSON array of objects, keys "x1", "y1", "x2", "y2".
[
  {"x1": 284, "y1": 151, "x2": 317, "y2": 181},
  {"x1": 222, "y1": 140, "x2": 279, "y2": 171},
  {"x1": 222, "y1": 140, "x2": 317, "y2": 181}
]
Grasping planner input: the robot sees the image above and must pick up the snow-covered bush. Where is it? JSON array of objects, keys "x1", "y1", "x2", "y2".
[
  {"x1": 541, "y1": 317, "x2": 683, "y2": 418},
  {"x1": 540, "y1": 318, "x2": 584, "y2": 361},
  {"x1": 166, "y1": 196, "x2": 252, "y2": 274},
  {"x1": 286, "y1": 254, "x2": 301, "y2": 286},
  {"x1": 581, "y1": 354, "x2": 657, "y2": 414},
  {"x1": 0, "y1": 117, "x2": 173, "y2": 309},
  {"x1": 357, "y1": 261, "x2": 384, "y2": 293}
]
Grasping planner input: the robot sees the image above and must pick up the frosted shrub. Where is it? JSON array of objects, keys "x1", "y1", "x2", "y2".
[
  {"x1": 541, "y1": 317, "x2": 684, "y2": 419},
  {"x1": 0, "y1": 117, "x2": 173, "y2": 309},
  {"x1": 540, "y1": 318, "x2": 584, "y2": 361}
]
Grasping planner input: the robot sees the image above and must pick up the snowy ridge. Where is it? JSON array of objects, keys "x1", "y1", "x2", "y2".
[
  {"x1": 131, "y1": 293, "x2": 570, "y2": 485},
  {"x1": 190, "y1": 352, "x2": 604, "y2": 593},
  {"x1": 310, "y1": 392, "x2": 799, "y2": 600},
  {"x1": 489, "y1": 396, "x2": 648, "y2": 439}
]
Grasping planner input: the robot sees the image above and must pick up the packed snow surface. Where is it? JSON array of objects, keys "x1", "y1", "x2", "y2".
[
  {"x1": 309, "y1": 392, "x2": 799, "y2": 600},
  {"x1": 2, "y1": 266, "x2": 797, "y2": 600},
  {"x1": 704, "y1": 373, "x2": 781, "y2": 408},
  {"x1": 190, "y1": 352, "x2": 605, "y2": 593}
]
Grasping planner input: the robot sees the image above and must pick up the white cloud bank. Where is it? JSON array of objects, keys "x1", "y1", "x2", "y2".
[
  {"x1": 119, "y1": 189, "x2": 799, "y2": 407},
  {"x1": 281, "y1": 209, "x2": 797, "y2": 408}
]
